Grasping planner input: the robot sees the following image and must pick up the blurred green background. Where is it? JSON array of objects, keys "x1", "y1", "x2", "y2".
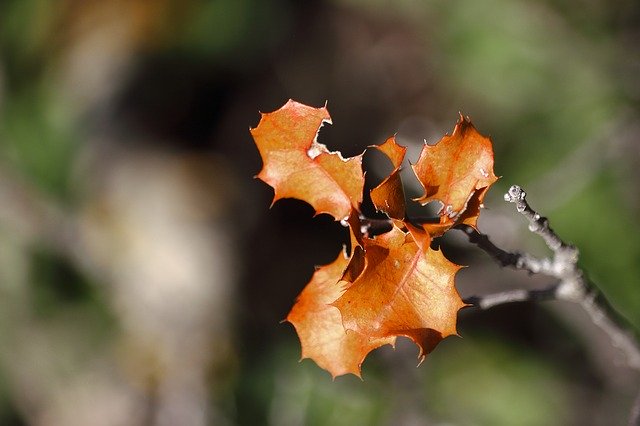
[{"x1": 1, "y1": 0, "x2": 639, "y2": 425}]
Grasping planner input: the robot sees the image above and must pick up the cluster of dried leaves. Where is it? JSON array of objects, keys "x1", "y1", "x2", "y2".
[{"x1": 250, "y1": 100, "x2": 498, "y2": 378}]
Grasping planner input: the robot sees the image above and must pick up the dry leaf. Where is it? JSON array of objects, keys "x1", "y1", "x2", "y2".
[
  {"x1": 286, "y1": 250, "x2": 395, "y2": 378},
  {"x1": 370, "y1": 136, "x2": 407, "y2": 220},
  {"x1": 250, "y1": 101, "x2": 499, "y2": 377},
  {"x1": 412, "y1": 115, "x2": 497, "y2": 223},
  {"x1": 250, "y1": 100, "x2": 364, "y2": 220},
  {"x1": 333, "y1": 226, "x2": 465, "y2": 363}
]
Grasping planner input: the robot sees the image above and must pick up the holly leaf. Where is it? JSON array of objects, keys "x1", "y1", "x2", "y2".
[
  {"x1": 286, "y1": 249, "x2": 395, "y2": 378},
  {"x1": 373, "y1": 135, "x2": 406, "y2": 170},
  {"x1": 249, "y1": 101, "x2": 499, "y2": 378},
  {"x1": 405, "y1": 186, "x2": 490, "y2": 245},
  {"x1": 333, "y1": 226, "x2": 465, "y2": 363},
  {"x1": 404, "y1": 221, "x2": 434, "y2": 253},
  {"x1": 370, "y1": 136, "x2": 407, "y2": 220},
  {"x1": 412, "y1": 115, "x2": 498, "y2": 223},
  {"x1": 250, "y1": 100, "x2": 365, "y2": 220},
  {"x1": 455, "y1": 185, "x2": 490, "y2": 230}
]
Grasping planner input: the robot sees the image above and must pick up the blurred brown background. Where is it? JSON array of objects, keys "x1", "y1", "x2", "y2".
[{"x1": 1, "y1": 0, "x2": 640, "y2": 425}]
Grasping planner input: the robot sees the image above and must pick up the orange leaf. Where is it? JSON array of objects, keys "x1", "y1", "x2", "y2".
[
  {"x1": 251, "y1": 101, "x2": 500, "y2": 377},
  {"x1": 456, "y1": 186, "x2": 490, "y2": 230},
  {"x1": 373, "y1": 135, "x2": 406, "y2": 169},
  {"x1": 250, "y1": 100, "x2": 364, "y2": 220},
  {"x1": 404, "y1": 186, "x2": 489, "y2": 245},
  {"x1": 286, "y1": 250, "x2": 395, "y2": 378},
  {"x1": 371, "y1": 169, "x2": 405, "y2": 220},
  {"x1": 370, "y1": 136, "x2": 407, "y2": 220},
  {"x1": 333, "y1": 226, "x2": 465, "y2": 363},
  {"x1": 404, "y1": 221, "x2": 433, "y2": 253},
  {"x1": 345, "y1": 209, "x2": 365, "y2": 251},
  {"x1": 412, "y1": 115, "x2": 498, "y2": 222}
]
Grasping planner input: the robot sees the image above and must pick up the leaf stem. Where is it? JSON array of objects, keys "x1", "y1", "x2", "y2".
[{"x1": 358, "y1": 215, "x2": 393, "y2": 236}]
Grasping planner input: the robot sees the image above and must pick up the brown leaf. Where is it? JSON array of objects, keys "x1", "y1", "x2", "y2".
[
  {"x1": 286, "y1": 250, "x2": 395, "y2": 378},
  {"x1": 346, "y1": 209, "x2": 365, "y2": 251},
  {"x1": 250, "y1": 101, "x2": 499, "y2": 377},
  {"x1": 404, "y1": 221, "x2": 433, "y2": 253},
  {"x1": 250, "y1": 100, "x2": 364, "y2": 220},
  {"x1": 456, "y1": 186, "x2": 490, "y2": 230},
  {"x1": 373, "y1": 135, "x2": 406, "y2": 169},
  {"x1": 370, "y1": 136, "x2": 407, "y2": 220},
  {"x1": 412, "y1": 115, "x2": 498, "y2": 223},
  {"x1": 371, "y1": 169, "x2": 405, "y2": 220},
  {"x1": 333, "y1": 226, "x2": 465, "y2": 363}
]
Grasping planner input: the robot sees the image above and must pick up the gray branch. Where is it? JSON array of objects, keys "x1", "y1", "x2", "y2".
[
  {"x1": 462, "y1": 184, "x2": 640, "y2": 424},
  {"x1": 464, "y1": 286, "x2": 558, "y2": 310},
  {"x1": 502, "y1": 185, "x2": 640, "y2": 370}
]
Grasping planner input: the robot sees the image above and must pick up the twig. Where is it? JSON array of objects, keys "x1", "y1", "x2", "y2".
[
  {"x1": 503, "y1": 185, "x2": 578, "y2": 272},
  {"x1": 501, "y1": 185, "x2": 640, "y2": 371},
  {"x1": 458, "y1": 224, "x2": 558, "y2": 275},
  {"x1": 358, "y1": 215, "x2": 393, "y2": 236},
  {"x1": 461, "y1": 186, "x2": 640, "y2": 371},
  {"x1": 464, "y1": 286, "x2": 558, "y2": 310},
  {"x1": 458, "y1": 185, "x2": 640, "y2": 424}
]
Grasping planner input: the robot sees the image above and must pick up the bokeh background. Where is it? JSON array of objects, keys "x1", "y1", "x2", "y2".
[{"x1": 1, "y1": 0, "x2": 639, "y2": 425}]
